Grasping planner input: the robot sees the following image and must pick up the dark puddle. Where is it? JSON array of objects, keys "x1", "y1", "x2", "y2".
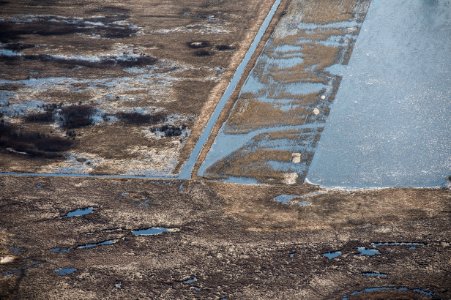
[
  {"x1": 54, "y1": 267, "x2": 77, "y2": 276},
  {"x1": 151, "y1": 124, "x2": 187, "y2": 138},
  {"x1": 50, "y1": 247, "x2": 71, "y2": 254},
  {"x1": 371, "y1": 242, "x2": 425, "y2": 250},
  {"x1": 64, "y1": 207, "x2": 94, "y2": 218},
  {"x1": 76, "y1": 239, "x2": 118, "y2": 250},
  {"x1": 131, "y1": 227, "x2": 170, "y2": 236},
  {"x1": 274, "y1": 194, "x2": 312, "y2": 206},
  {"x1": 182, "y1": 275, "x2": 198, "y2": 285},
  {"x1": 362, "y1": 271, "x2": 388, "y2": 278},
  {"x1": 342, "y1": 286, "x2": 436, "y2": 300},
  {"x1": 116, "y1": 112, "x2": 166, "y2": 125},
  {"x1": 0, "y1": 122, "x2": 74, "y2": 158},
  {"x1": 323, "y1": 250, "x2": 342, "y2": 260},
  {"x1": 215, "y1": 44, "x2": 235, "y2": 51},
  {"x1": 274, "y1": 194, "x2": 297, "y2": 204},
  {"x1": 357, "y1": 247, "x2": 380, "y2": 256}
]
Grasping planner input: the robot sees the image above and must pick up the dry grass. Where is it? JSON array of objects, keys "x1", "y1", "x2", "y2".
[{"x1": 225, "y1": 96, "x2": 310, "y2": 134}]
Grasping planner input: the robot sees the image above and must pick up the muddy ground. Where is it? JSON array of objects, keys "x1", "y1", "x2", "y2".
[
  {"x1": 0, "y1": 176, "x2": 449, "y2": 299},
  {"x1": 0, "y1": 0, "x2": 273, "y2": 175}
]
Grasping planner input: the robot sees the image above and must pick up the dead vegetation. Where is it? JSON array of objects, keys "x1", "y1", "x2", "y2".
[
  {"x1": 0, "y1": 122, "x2": 73, "y2": 158},
  {"x1": 0, "y1": 0, "x2": 273, "y2": 175},
  {"x1": 116, "y1": 112, "x2": 166, "y2": 125}
]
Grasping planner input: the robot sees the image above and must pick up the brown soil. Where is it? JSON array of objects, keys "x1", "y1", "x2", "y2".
[{"x1": 0, "y1": 176, "x2": 449, "y2": 299}]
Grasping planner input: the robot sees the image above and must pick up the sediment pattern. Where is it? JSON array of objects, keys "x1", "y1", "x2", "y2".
[{"x1": 201, "y1": 0, "x2": 371, "y2": 184}]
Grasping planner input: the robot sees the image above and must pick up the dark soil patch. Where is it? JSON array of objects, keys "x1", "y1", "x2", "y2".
[
  {"x1": 60, "y1": 105, "x2": 95, "y2": 129},
  {"x1": 0, "y1": 54, "x2": 157, "y2": 68},
  {"x1": 187, "y1": 41, "x2": 211, "y2": 49},
  {"x1": 116, "y1": 112, "x2": 166, "y2": 125},
  {"x1": 0, "y1": 122, "x2": 73, "y2": 158},
  {"x1": 2, "y1": 43, "x2": 35, "y2": 51},
  {"x1": 24, "y1": 111, "x2": 54, "y2": 123},
  {"x1": 23, "y1": 103, "x2": 60, "y2": 123},
  {"x1": 194, "y1": 50, "x2": 213, "y2": 57},
  {"x1": 0, "y1": 83, "x2": 23, "y2": 91},
  {"x1": 151, "y1": 124, "x2": 186, "y2": 137},
  {"x1": 86, "y1": 6, "x2": 131, "y2": 15},
  {"x1": 0, "y1": 16, "x2": 138, "y2": 42},
  {"x1": 215, "y1": 44, "x2": 235, "y2": 51}
]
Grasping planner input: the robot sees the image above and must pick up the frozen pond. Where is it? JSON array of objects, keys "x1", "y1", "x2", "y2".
[{"x1": 307, "y1": 0, "x2": 451, "y2": 188}]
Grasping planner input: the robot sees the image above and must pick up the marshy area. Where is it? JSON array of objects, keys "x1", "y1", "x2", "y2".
[
  {"x1": 0, "y1": 0, "x2": 274, "y2": 176},
  {"x1": 0, "y1": 0, "x2": 450, "y2": 299}
]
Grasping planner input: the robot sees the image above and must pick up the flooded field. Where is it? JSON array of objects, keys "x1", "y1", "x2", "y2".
[
  {"x1": 307, "y1": 0, "x2": 451, "y2": 188},
  {"x1": 199, "y1": 0, "x2": 371, "y2": 184}
]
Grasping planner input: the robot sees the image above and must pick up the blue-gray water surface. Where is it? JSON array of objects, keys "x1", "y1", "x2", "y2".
[
  {"x1": 307, "y1": 0, "x2": 451, "y2": 188},
  {"x1": 64, "y1": 207, "x2": 94, "y2": 218}
]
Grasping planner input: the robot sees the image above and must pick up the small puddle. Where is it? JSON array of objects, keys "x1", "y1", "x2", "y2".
[
  {"x1": 50, "y1": 247, "x2": 72, "y2": 254},
  {"x1": 76, "y1": 239, "x2": 118, "y2": 249},
  {"x1": 274, "y1": 194, "x2": 298, "y2": 204},
  {"x1": 183, "y1": 275, "x2": 198, "y2": 285},
  {"x1": 64, "y1": 207, "x2": 94, "y2": 218},
  {"x1": 371, "y1": 242, "x2": 425, "y2": 250},
  {"x1": 54, "y1": 267, "x2": 77, "y2": 276},
  {"x1": 362, "y1": 271, "x2": 388, "y2": 278},
  {"x1": 342, "y1": 286, "x2": 435, "y2": 300},
  {"x1": 323, "y1": 250, "x2": 342, "y2": 260},
  {"x1": 357, "y1": 247, "x2": 380, "y2": 256},
  {"x1": 274, "y1": 194, "x2": 312, "y2": 206},
  {"x1": 131, "y1": 227, "x2": 175, "y2": 236}
]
